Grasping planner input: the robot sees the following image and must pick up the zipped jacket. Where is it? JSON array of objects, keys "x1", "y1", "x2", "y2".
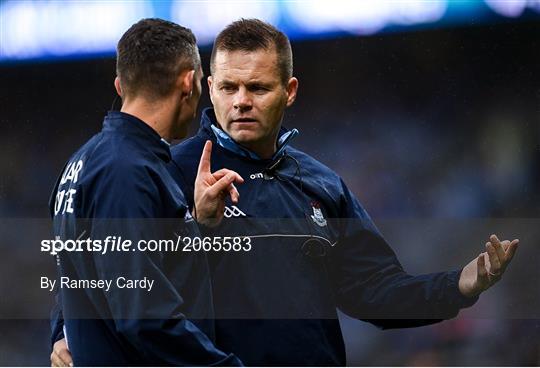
[{"x1": 169, "y1": 108, "x2": 477, "y2": 366}]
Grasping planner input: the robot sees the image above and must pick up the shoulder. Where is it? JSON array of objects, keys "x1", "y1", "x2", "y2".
[
  {"x1": 50, "y1": 133, "x2": 159, "y2": 218},
  {"x1": 171, "y1": 135, "x2": 206, "y2": 165},
  {"x1": 72, "y1": 133, "x2": 165, "y2": 196},
  {"x1": 169, "y1": 135, "x2": 206, "y2": 190},
  {"x1": 81, "y1": 142, "x2": 167, "y2": 218},
  {"x1": 285, "y1": 146, "x2": 368, "y2": 218},
  {"x1": 287, "y1": 146, "x2": 343, "y2": 189}
]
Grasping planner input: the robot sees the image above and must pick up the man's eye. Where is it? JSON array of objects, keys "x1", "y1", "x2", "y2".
[
  {"x1": 221, "y1": 86, "x2": 236, "y2": 92},
  {"x1": 251, "y1": 86, "x2": 268, "y2": 93}
]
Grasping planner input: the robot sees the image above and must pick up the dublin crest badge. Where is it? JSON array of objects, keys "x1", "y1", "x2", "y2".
[{"x1": 310, "y1": 201, "x2": 327, "y2": 227}]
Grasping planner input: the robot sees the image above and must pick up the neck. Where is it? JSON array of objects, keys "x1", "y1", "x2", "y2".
[
  {"x1": 120, "y1": 96, "x2": 178, "y2": 141},
  {"x1": 242, "y1": 141, "x2": 277, "y2": 160}
]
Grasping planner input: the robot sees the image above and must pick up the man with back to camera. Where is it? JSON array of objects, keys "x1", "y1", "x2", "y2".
[
  {"x1": 52, "y1": 19, "x2": 520, "y2": 366},
  {"x1": 48, "y1": 18, "x2": 244, "y2": 366}
]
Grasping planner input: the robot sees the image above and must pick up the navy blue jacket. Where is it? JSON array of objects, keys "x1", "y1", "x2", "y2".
[
  {"x1": 169, "y1": 108, "x2": 478, "y2": 366},
  {"x1": 50, "y1": 111, "x2": 241, "y2": 366}
]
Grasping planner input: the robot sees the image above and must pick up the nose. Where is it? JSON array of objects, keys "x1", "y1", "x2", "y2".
[{"x1": 233, "y1": 88, "x2": 252, "y2": 112}]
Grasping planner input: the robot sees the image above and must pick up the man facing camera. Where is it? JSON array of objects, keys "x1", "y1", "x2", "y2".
[{"x1": 169, "y1": 19, "x2": 519, "y2": 366}]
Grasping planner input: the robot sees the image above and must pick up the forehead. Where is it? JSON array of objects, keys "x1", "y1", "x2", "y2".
[{"x1": 212, "y1": 48, "x2": 280, "y2": 82}]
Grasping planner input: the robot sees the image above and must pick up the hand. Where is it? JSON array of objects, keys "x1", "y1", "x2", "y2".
[
  {"x1": 193, "y1": 141, "x2": 244, "y2": 227},
  {"x1": 459, "y1": 234, "x2": 519, "y2": 297},
  {"x1": 51, "y1": 338, "x2": 72, "y2": 367}
]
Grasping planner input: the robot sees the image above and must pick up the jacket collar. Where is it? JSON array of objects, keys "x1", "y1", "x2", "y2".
[
  {"x1": 198, "y1": 107, "x2": 298, "y2": 161},
  {"x1": 103, "y1": 111, "x2": 171, "y2": 162}
]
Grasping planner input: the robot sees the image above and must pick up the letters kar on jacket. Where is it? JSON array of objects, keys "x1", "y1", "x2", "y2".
[
  {"x1": 49, "y1": 111, "x2": 241, "y2": 366},
  {"x1": 169, "y1": 108, "x2": 478, "y2": 366}
]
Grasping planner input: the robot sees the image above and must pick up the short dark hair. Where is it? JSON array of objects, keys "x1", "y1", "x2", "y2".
[
  {"x1": 116, "y1": 18, "x2": 200, "y2": 99},
  {"x1": 210, "y1": 18, "x2": 293, "y2": 85}
]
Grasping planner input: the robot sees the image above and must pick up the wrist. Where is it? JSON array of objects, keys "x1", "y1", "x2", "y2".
[{"x1": 457, "y1": 268, "x2": 482, "y2": 298}]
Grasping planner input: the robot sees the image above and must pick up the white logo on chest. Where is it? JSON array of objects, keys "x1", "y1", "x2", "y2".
[{"x1": 224, "y1": 206, "x2": 247, "y2": 218}]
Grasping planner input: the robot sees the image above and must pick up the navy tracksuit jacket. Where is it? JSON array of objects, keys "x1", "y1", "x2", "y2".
[
  {"x1": 49, "y1": 111, "x2": 241, "y2": 366},
  {"x1": 169, "y1": 108, "x2": 478, "y2": 366}
]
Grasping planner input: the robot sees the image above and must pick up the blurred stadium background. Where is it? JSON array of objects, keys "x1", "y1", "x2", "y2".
[{"x1": 1, "y1": 0, "x2": 539, "y2": 365}]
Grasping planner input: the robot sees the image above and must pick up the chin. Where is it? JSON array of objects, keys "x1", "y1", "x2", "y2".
[{"x1": 231, "y1": 132, "x2": 261, "y2": 145}]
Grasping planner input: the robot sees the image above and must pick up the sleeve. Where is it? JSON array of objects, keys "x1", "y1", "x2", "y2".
[
  {"x1": 49, "y1": 183, "x2": 64, "y2": 351},
  {"x1": 64, "y1": 161, "x2": 242, "y2": 366},
  {"x1": 167, "y1": 159, "x2": 195, "y2": 210},
  {"x1": 50, "y1": 291, "x2": 65, "y2": 348},
  {"x1": 329, "y1": 179, "x2": 478, "y2": 329},
  {"x1": 49, "y1": 168, "x2": 67, "y2": 349}
]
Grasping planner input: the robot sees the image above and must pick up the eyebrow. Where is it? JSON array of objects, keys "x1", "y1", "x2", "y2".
[
  {"x1": 217, "y1": 79, "x2": 274, "y2": 88},
  {"x1": 217, "y1": 79, "x2": 236, "y2": 86}
]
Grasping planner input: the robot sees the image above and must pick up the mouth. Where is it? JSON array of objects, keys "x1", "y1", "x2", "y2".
[{"x1": 231, "y1": 118, "x2": 258, "y2": 124}]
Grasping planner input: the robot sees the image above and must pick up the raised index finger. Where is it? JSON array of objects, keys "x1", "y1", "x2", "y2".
[{"x1": 197, "y1": 140, "x2": 212, "y2": 175}]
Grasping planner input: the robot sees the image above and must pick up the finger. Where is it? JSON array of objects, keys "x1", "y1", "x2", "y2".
[
  {"x1": 52, "y1": 339, "x2": 72, "y2": 367},
  {"x1": 212, "y1": 168, "x2": 229, "y2": 180},
  {"x1": 486, "y1": 242, "x2": 502, "y2": 275},
  {"x1": 228, "y1": 183, "x2": 239, "y2": 204},
  {"x1": 53, "y1": 350, "x2": 71, "y2": 367},
  {"x1": 490, "y1": 234, "x2": 502, "y2": 244},
  {"x1": 477, "y1": 252, "x2": 488, "y2": 280},
  {"x1": 490, "y1": 234, "x2": 505, "y2": 261},
  {"x1": 50, "y1": 352, "x2": 58, "y2": 367},
  {"x1": 58, "y1": 350, "x2": 73, "y2": 367},
  {"x1": 212, "y1": 169, "x2": 244, "y2": 183},
  {"x1": 51, "y1": 351, "x2": 62, "y2": 367},
  {"x1": 51, "y1": 352, "x2": 68, "y2": 367},
  {"x1": 197, "y1": 140, "x2": 212, "y2": 175},
  {"x1": 207, "y1": 173, "x2": 237, "y2": 199},
  {"x1": 501, "y1": 240, "x2": 511, "y2": 252},
  {"x1": 505, "y1": 239, "x2": 519, "y2": 262}
]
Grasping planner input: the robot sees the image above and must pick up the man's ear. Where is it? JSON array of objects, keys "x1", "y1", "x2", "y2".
[
  {"x1": 285, "y1": 77, "x2": 298, "y2": 107},
  {"x1": 179, "y1": 70, "x2": 195, "y2": 99},
  {"x1": 207, "y1": 76, "x2": 214, "y2": 104},
  {"x1": 114, "y1": 77, "x2": 122, "y2": 97}
]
